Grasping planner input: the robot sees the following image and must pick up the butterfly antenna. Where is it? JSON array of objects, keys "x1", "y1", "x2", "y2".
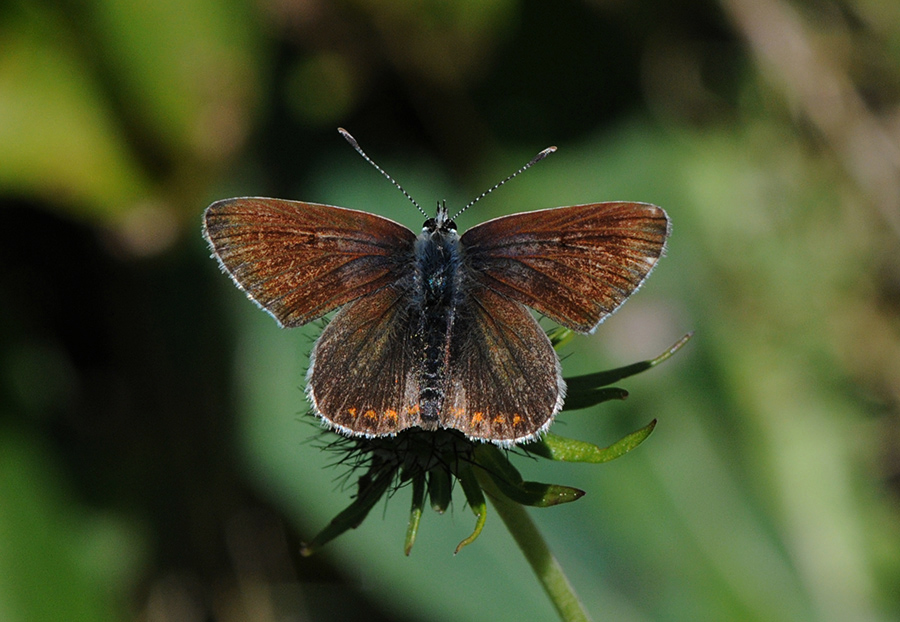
[
  {"x1": 338, "y1": 128, "x2": 428, "y2": 219},
  {"x1": 451, "y1": 145, "x2": 557, "y2": 221}
]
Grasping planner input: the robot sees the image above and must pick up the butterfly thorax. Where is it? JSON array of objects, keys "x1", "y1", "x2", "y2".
[{"x1": 412, "y1": 212, "x2": 463, "y2": 430}]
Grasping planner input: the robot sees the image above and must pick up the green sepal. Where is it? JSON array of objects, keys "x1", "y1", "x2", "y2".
[
  {"x1": 492, "y1": 479, "x2": 585, "y2": 507},
  {"x1": 561, "y1": 386, "x2": 628, "y2": 412},
  {"x1": 525, "y1": 419, "x2": 657, "y2": 463},
  {"x1": 428, "y1": 464, "x2": 452, "y2": 514},
  {"x1": 474, "y1": 444, "x2": 522, "y2": 484},
  {"x1": 474, "y1": 444, "x2": 585, "y2": 507},
  {"x1": 564, "y1": 333, "x2": 692, "y2": 399},
  {"x1": 404, "y1": 473, "x2": 426, "y2": 556},
  {"x1": 300, "y1": 466, "x2": 396, "y2": 556},
  {"x1": 454, "y1": 462, "x2": 487, "y2": 554},
  {"x1": 547, "y1": 326, "x2": 575, "y2": 349}
]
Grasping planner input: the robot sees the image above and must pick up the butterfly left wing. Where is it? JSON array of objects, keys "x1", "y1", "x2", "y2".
[
  {"x1": 203, "y1": 197, "x2": 416, "y2": 327},
  {"x1": 461, "y1": 202, "x2": 669, "y2": 333},
  {"x1": 308, "y1": 283, "x2": 421, "y2": 437}
]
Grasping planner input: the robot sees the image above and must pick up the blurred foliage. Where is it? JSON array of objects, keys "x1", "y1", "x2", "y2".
[{"x1": 2, "y1": 0, "x2": 900, "y2": 621}]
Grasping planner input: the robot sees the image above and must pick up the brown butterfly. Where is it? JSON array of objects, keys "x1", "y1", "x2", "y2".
[{"x1": 203, "y1": 130, "x2": 669, "y2": 445}]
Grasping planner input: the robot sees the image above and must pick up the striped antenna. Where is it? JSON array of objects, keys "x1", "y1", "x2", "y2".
[
  {"x1": 338, "y1": 128, "x2": 428, "y2": 219},
  {"x1": 451, "y1": 146, "x2": 557, "y2": 221}
]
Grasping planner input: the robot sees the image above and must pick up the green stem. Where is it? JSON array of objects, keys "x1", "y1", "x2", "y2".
[{"x1": 475, "y1": 468, "x2": 592, "y2": 622}]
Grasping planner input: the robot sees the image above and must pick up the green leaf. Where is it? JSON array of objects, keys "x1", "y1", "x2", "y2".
[
  {"x1": 474, "y1": 444, "x2": 525, "y2": 485},
  {"x1": 525, "y1": 420, "x2": 657, "y2": 463},
  {"x1": 428, "y1": 465, "x2": 452, "y2": 514},
  {"x1": 454, "y1": 462, "x2": 488, "y2": 554},
  {"x1": 547, "y1": 326, "x2": 575, "y2": 349},
  {"x1": 564, "y1": 333, "x2": 693, "y2": 395},
  {"x1": 561, "y1": 387, "x2": 628, "y2": 412},
  {"x1": 300, "y1": 466, "x2": 395, "y2": 556},
  {"x1": 474, "y1": 444, "x2": 585, "y2": 507},
  {"x1": 404, "y1": 474, "x2": 426, "y2": 556},
  {"x1": 490, "y1": 478, "x2": 586, "y2": 507}
]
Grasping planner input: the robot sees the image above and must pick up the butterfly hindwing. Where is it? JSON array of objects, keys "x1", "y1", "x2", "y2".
[
  {"x1": 441, "y1": 285, "x2": 564, "y2": 443},
  {"x1": 308, "y1": 283, "x2": 423, "y2": 436}
]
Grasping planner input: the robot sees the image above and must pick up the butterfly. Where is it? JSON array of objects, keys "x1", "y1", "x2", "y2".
[{"x1": 203, "y1": 130, "x2": 669, "y2": 446}]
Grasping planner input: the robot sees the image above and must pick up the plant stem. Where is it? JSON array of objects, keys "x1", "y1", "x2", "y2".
[{"x1": 475, "y1": 468, "x2": 592, "y2": 622}]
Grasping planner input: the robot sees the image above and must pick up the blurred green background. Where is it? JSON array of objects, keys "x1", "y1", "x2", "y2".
[{"x1": 2, "y1": 0, "x2": 900, "y2": 620}]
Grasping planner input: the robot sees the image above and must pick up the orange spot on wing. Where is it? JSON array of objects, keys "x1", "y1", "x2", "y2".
[
  {"x1": 385, "y1": 409, "x2": 398, "y2": 421},
  {"x1": 407, "y1": 404, "x2": 420, "y2": 415},
  {"x1": 364, "y1": 410, "x2": 377, "y2": 421},
  {"x1": 492, "y1": 415, "x2": 506, "y2": 425},
  {"x1": 512, "y1": 414, "x2": 523, "y2": 426},
  {"x1": 348, "y1": 408, "x2": 358, "y2": 418}
]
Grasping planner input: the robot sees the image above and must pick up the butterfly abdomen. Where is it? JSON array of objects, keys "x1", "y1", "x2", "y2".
[{"x1": 413, "y1": 226, "x2": 463, "y2": 430}]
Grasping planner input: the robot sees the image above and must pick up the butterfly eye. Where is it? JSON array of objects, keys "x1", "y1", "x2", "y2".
[
  {"x1": 423, "y1": 218, "x2": 437, "y2": 231},
  {"x1": 443, "y1": 220, "x2": 457, "y2": 232}
]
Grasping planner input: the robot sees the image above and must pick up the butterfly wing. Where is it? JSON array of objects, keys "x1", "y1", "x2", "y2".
[
  {"x1": 461, "y1": 202, "x2": 669, "y2": 333},
  {"x1": 308, "y1": 283, "x2": 421, "y2": 436},
  {"x1": 203, "y1": 197, "x2": 416, "y2": 327},
  {"x1": 441, "y1": 285, "x2": 564, "y2": 443},
  {"x1": 310, "y1": 280, "x2": 563, "y2": 443}
]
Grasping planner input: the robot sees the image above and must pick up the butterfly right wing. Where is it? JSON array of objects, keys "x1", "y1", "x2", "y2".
[
  {"x1": 203, "y1": 197, "x2": 416, "y2": 327},
  {"x1": 441, "y1": 284, "x2": 564, "y2": 444}
]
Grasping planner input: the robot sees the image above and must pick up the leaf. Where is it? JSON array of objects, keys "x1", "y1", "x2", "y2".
[
  {"x1": 404, "y1": 474, "x2": 426, "y2": 556},
  {"x1": 300, "y1": 466, "x2": 395, "y2": 556},
  {"x1": 473, "y1": 444, "x2": 585, "y2": 507},
  {"x1": 564, "y1": 333, "x2": 693, "y2": 396},
  {"x1": 561, "y1": 387, "x2": 628, "y2": 412},
  {"x1": 547, "y1": 326, "x2": 575, "y2": 349},
  {"x1": 525, "y1": 420, "x2": 657, "y2": 463},
  {"x1": 474, "y1": 444, "x2": 525, "y2": 485},
  {"x1": 454, "y1": 462, "x2": 487, "y2": 554},
  {"x1": 428, "y1": 465, "x2": 452, "y2": 514},
  {"x1": 489, "y1": 478, "x2": 585, "y2": 507}
]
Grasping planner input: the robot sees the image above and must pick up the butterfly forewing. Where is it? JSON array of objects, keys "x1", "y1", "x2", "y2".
[
  {"x1": 461, "y1": 202, "x2": 669, "y2": 333},
  {"x1": 203, "y1": 198, "x2": 416, "y2": 327}
]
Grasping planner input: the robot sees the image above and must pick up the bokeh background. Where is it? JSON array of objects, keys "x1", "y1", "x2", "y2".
[{"x1": 3, "y1": 0, "x2": 900, "y2": 620}]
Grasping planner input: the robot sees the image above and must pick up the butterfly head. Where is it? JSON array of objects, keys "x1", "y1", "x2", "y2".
[{"x1": 423, "y1": 200, "x2": 457, "y2": 236}]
